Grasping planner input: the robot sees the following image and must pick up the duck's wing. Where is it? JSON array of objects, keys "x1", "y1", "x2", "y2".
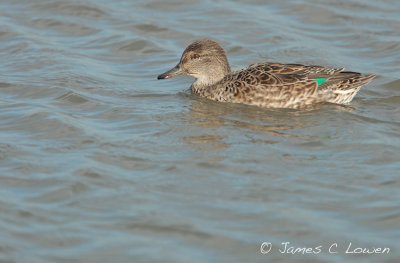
[
  {"x1": 243, "y1": 62, "x2": 344, "y2": 77},
  {"x1": 219, "y1": 67, "x2": 324, "y2": 108},
  {"x1": 317, "y1": 72, "x2": 376, "y2": 104},
  {"x1": 247, "y1": 64, "x2": 375, "y2": 103},
  {"x1": 226, "y1": 63, "x2": 314, "y2": 87}
]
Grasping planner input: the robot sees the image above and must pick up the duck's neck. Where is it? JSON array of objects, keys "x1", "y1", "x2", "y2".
[{"x1": 192, "y1": 62, "x2": 231, "y2": 94}]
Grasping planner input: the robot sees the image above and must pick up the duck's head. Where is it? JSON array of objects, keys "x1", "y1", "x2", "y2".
[{"x1": 157, "y1": 40, "x2": 231, "y2": 86}]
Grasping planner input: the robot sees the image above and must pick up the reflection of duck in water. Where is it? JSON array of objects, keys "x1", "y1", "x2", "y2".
[
  {"x1": 187, "y1": 99, "x2": 301, "y2": 138},
  {"x1": 158, "y1": 40, "x2": 375, "y2": 109}
]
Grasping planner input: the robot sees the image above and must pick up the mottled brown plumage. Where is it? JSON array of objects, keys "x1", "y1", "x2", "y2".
[{"x1": 158, "y1": 40, "x2": 375, "y2": 108}]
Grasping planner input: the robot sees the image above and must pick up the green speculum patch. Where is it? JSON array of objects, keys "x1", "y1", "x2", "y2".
[{"x1": 315, "y1": 78, "x2": 327, "y2": 86}]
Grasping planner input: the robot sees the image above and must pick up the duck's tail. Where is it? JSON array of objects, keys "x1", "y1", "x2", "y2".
[{"x1": 318, "y1": 72, "x2": 376, "y2": 104}]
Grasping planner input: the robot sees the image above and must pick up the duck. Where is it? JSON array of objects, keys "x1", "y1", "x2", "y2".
[{"x1": 157, "y1": 40, "x2": 375, "y2": 109}]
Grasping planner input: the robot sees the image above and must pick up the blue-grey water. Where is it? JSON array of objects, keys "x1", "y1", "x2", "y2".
[{"x1": 0, "y1": 1, "x2": 399, "y2": 263}]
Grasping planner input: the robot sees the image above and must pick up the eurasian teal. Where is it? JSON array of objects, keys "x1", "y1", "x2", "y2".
[{"x1": 158, "y1": 40, "x2": 375, "y2": 108}]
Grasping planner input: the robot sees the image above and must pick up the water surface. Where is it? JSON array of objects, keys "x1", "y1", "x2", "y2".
[{"x1": 0, "y1": 0, "x2": 399, "y2": 262}]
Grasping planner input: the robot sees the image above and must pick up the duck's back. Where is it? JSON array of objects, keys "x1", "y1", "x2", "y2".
[{"x1": 198, "y1": 62, "x2": 375, "y2": 108}]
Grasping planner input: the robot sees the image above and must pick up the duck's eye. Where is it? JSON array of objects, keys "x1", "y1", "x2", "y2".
[{"x1": 190, "y1": 54, "x2": 200, "y2": 60}]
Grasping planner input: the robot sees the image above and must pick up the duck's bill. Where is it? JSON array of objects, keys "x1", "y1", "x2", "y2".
[{"x1": 157, "y1": 65, "x2": 183, "y2": 80}]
